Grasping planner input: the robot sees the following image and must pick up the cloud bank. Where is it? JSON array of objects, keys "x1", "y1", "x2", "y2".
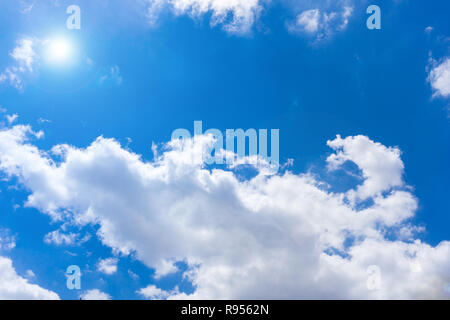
[{"x1": 0, "y1": 123, "x2": 448, "y2": 299}]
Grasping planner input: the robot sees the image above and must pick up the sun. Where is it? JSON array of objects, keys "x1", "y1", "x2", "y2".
[{"x1": 46, "y1": 38, "x2": 72, "y2": 63}]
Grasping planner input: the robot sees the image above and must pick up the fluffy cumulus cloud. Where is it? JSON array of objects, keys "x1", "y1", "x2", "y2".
[
  {"x1": 80, "y1": 289, "x2": 111, "y2": 300},
  {"x1": 137, "y1": 284, "x2": 171, "y2": 300},
  {"x1": 0, "y1": 123, "x2": 449, "y2": 299},
  {"x1": 0, "y1": 256, "x2": 60, "y2": 300},
  {"x1": 327, "y1": 135, "x2": 404, "y2": 203},
  {"x1": 427, "y1": 57, "x2": 450, "y2": 98},
  {"x1": 97, "y1": 257, "x2": 119, "y2": 275},
  {"x1": 144, "y1": 0, "x2": 264, "y2": 34}
]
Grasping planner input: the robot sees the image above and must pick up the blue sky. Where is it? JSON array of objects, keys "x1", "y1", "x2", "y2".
[{"x1": 0, "y1": 0, "x2": 449, "y2": 300}]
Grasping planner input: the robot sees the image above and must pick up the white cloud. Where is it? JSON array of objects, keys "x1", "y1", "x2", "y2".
[
  {"x1": 0, "y1": 38, "x2": 38, "y2": 89},
  {"x1": 327, "y1": 135, "x2": 404, "y2": 203},
  {"x1": 10, "y1": 38, "x2": 37, "y2": 72},
  {"x1": 288, "y1": 6, "x2": 353, "y2": 40},
  {"x1": 0, "y1": 123, "x2": 449, "y2": 299},
  {"x1": 0, "y1": 67, "x2": 24, "y2": 89},
  {"x1": 424, "y1": 26, "x2": 433, "y2": 34},
  {"x1": 0, "y1": 229, "x2": 16, "y2": 251},
  {"x1": 340, "y1": 6, "x2": 353, "y2": 30},
  {"x1": 0, "y1": 256, "x2": 59, "y2": 300},
  {"x1": 154, "y1": 258, "x2": 178, "y2": 279},
  {"x1": 80, "y1": 289, "x2": 111, "y2": 300},
  {"x1": 137, "y1": 284, "x2": 170, "y2": 300},
  {"x1": 294, "y1": 9, "x2": 320, "y2": 33},
  {"x1": 97, "y1": 258, "x2": 118, "y2": 275},
  {"x1": 6, "y1": 114, "x2": 19, "y2": 125},
  {"x1": 427, "y1": 57, "x2": 450, "y2": 98},
  {"x1": 145, "y1": 0, "x2": 264, "y2": 35},
  {"x1": 44, "y1": 230, "x2": 78, "y2": 246}
]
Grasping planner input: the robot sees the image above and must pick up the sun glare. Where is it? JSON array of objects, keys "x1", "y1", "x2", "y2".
[{"x1": 46, "y1": 38, "x2": 72, "y2": 63}]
